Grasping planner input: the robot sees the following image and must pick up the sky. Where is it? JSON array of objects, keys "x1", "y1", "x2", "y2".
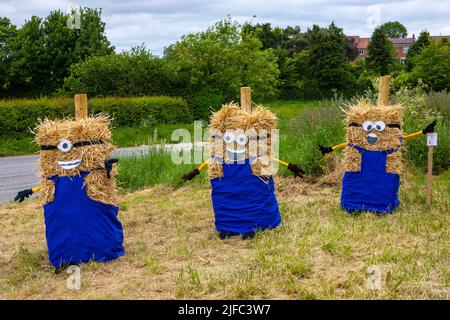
[{"x1": 1, "y1": 0, "x2": 450, "y2": 55}]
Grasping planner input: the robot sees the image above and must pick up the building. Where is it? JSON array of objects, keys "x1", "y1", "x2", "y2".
[
  {"x1": 390, "y1": 37, "x2": 415, "y2": 63},
  {"x1": 347, "y1": 34, "x2": 450, "y2": 63}
]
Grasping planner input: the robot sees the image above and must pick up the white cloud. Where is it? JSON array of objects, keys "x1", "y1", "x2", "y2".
[{"x1": 1, "y1": 0, "x2": 449, "y2": 54}]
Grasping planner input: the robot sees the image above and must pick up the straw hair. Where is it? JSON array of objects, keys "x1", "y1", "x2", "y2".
[
  {"x1": 208, "y1": 159, "x2": 224, "y2": 179},
  {"x1": 343, "y1": 100, "x2": 403, "y2": 174},
  {"x1": 209, "y1": 103, "x2": 247, "y2": 132},
  {"x1": 35, "y1": 114, "x2": 118, "y2": 205},
  {"x1": 208, "y1": 103, "x2": 278, "y2": 177}
]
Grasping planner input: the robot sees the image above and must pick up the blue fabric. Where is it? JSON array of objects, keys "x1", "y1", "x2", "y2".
[
  {"x1": 210, "y1": 159, "x2": 281, "y2": 234},
  {"x1": 341, "y1": 145, "x2": 400, "y2": 213},
  {"x1": 43, "y1": 172, "x2": 124, "y2": 268}
]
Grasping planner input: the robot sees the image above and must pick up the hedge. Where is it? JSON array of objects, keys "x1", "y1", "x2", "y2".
[{"x1": 0, "y1": 96, "x2": 192, "y2": 137}]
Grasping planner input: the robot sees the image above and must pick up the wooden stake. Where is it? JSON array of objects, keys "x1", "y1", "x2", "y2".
[
  {"x1": 377, "y1": 76, "x2": 390, "y2": 106},
  {"x1": 74, "y1": 94, "x2": 88, "y2": 120},
  {"x1": 240, "y1": 87, "x2": 252, "y2": 113},
  {"x1": 426, "y1": 145, "x2": 434, "y2": 208}
]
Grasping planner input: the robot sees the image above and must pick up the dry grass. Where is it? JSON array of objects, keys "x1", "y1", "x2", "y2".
[{"x1": 0, "y1": 168, "x2": 448, "y2": 300}]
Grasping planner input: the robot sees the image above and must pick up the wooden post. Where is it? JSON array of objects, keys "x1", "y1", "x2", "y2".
[
  {"x1": 377, "y1": 76, "x2": 390, "y2": 106},
  {"x1": 426, "y1": 146, "x2": 433, "y2": 208},
  {"x1": 240, "y1": 87, "x2": 252, "y2": 113},
  {"x1": 74, "y1": 93, "x2": 88, "y2": 119}
]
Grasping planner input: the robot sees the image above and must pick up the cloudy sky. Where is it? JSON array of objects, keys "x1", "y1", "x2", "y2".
[{"x1": 1, "y1": 0, "x2": 449, "y2": 54}]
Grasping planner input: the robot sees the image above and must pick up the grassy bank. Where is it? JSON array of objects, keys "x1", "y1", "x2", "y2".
[{"x1": 0, "y1": 168, "x2": 448, "y2": 299}]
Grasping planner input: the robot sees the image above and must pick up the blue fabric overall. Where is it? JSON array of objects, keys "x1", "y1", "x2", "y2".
[
  {"x1": 210, "y1": 159, "x2": 281, "y2": 234},
  {"x1": 43, "y1": 171, "x2": 124, "y2": 268},
  {"x1": 341, "y1": 144, "x2": 401, "y2": 213}
]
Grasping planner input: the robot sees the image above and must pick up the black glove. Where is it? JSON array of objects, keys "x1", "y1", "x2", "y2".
[
  {"x1": 105, "y1": 158, "x2": 119, "y2": 179},
  {"x1": 318, "y1": 145, "x2": 333, "y2": 155},
  {"x1": 182, "y1": 168, "x2": 200, "y2": 181},
  {"x1": 287, "y1": 163, "x2": 305, "y2": 178},
  {"x1": 422, "y1": 120, "x2": 437, "y2": 134},
  {"x1": 14, "y1": 189, "x2": 33, "y2": 202}
]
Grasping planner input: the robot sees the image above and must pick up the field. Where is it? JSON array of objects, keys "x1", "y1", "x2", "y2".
[{"x1": 0, "y1": 99, "x2": 448, "y2": 299}]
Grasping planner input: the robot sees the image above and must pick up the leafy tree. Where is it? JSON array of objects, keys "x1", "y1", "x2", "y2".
[
  {"x1": 279, "y1": 50, "x2": 310, "y2": 98},
  {"x1": 6, "y1": 16, "x2": 49, "y2": 96},
  {"x1": 305, "y1": 23, "x2": 355, "y2": 97},
  {"x1": 367, "y1": 27, "x2": 395, "y2": 75},
  {"x1": 63, "y1": 46, "x2": 173, "y2": 97},
  {"x1": 2, "y1": 7, "x2": 113, "y2": 97},
  {"x1": 411, "y1": 42, "x2": 450, "y2": 92},
  {"x1": 406, "y1": 31, "x2": 431, "y2": 71},
  {"x1": 242, "y1": 23, "x2": 307, "y2": 56},
  {"x1": 0, "y1": 18, "x2": 17, "y2": 95},
  {"x1": 345, "y1": 38, "x2": 360, "y2": 62},
  {"x1": 164, "y1": 19, "x2": 279, "y2": 104},
  {"x1": 379, "y1": 21, "x2": 408, "y2": 38}
]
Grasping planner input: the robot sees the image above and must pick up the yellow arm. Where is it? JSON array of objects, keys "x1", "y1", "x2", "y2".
[
  {"x1": 31, "y1": 186, "x2": 41, "y2": 193},
  {"x1": 403, "y1": 130, "x2": 423, "y2": 141},
  {"x1": 197, "y1": 161, "x2": 208, "y2": 171},
  {"x1": 332, "y1": 142, "x2": 347, "y2": 151},
  {"x1": 272, "y1": 158, "x2": 289, "y2": 168}
]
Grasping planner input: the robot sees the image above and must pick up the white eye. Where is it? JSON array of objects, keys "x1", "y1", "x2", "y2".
[
  {"x1": 57, "y1": 139, "x2": 73, "y2": 153},
  {"x1": 236, "y1": 134, "x2": 248, "y2": 146},
  {"x1": 362, "y1": 121, "x2": 374, "y2": 132},
  {"x1": 223, "y1": 132, "x2": 235, "y2": 143},
  {"x1": 374, "y1": 121, "x2": 386, "y2": 131}
]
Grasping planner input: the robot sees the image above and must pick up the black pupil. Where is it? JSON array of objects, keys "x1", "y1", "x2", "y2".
[
  {"x1": 367, "y1": 125, "x2": 372, "y2": 130},
  {"x1": 377, "y1": 125, "x2": 381, "y2": 130},
  {"x1": 63, "y1": 143, "x2": 68, "y2": 149}
]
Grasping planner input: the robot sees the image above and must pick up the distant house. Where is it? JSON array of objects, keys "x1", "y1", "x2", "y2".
[
  {"x1": 347, "y1": 36, "x2": 370, "y2": 58},
  {"x1": 347, "y1": 34, "x2": 450, "y2": 63},
  {"x1": 390, "y1": 37, "x2": 415, "y2": 63}
]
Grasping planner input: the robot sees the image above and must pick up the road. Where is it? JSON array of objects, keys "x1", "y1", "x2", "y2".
[{"x1": 0, "y1": 143, "x2": 204, "y2": 205}]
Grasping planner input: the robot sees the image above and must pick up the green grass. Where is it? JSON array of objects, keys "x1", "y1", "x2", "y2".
[
  {"x1": 2, "y1": 168, "x2": 447, "y2": 299},
  {"x1": 0, "y1": 123, "x2": 194, "y2": 157}
]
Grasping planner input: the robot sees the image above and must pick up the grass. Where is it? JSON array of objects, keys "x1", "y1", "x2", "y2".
[
  {"x1": 0, "y1": 123, "x2": 194, "y2": 157},
  {"x1": 0, "y1": 167, "x2": 448, "y2": 299},
  {"x1": 0, "y1": 98, "x2": 448, "y2": 299}
]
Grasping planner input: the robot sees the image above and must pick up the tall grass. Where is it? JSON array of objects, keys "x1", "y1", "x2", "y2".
[
  {"x1": 117, "y1": 149, "x2": 208, "y2": 192},
  {"x1": 117, "y1": 94, "x2": 449, "y2": 191}
]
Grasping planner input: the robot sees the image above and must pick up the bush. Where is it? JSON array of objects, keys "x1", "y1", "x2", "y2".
[
  {"x1": 0, "y1": 96, "x2": 192, "y2": 137},
  {"x1": 392, "y1": 88, "x2": 449, "y2": 174},
  {"x1": 187, "y1": 86, "x2": 225, "y2": 120},
  {"x1": 62, "y1": 47, "x2": 174, "y2": 97}
]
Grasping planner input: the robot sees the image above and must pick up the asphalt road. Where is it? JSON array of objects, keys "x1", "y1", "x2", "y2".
[{"x1": 0, "y1": 143, "x2": 204, "y2": 205}]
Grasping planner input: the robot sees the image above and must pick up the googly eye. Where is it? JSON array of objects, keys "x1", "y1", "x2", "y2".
[
  {"x1": 223, "y1": 132, "x2": 235, "y2": 143},
  {"x1": 57, "y1": 139, "x2": 73, "y2": 153},
  {"x1": 236, "y1": 134, "x2": 248, "y2": 146},
  {"x1": 362, "y1": 121, "x2": 374, "y2": 132},
  {"x1": 374, "y1": 121, "x2": 386, "y2": 131}
]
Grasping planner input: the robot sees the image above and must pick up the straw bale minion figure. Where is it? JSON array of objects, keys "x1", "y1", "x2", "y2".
[
  {"x1": 182, "y1": 103, "x2": 304, "y2": 239},
  {"x1": 319, "y1": 100, "x2": 436, "y2": 214},
  {"x1": 14, "y1": 115, "x2": 124, "y2": 269}
]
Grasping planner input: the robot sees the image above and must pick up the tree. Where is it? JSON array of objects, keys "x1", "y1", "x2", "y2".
[
  {"x1": 380, "y1": 21, "x2": 407, "y2": 38},
  {"x1": 164, "y1": 19, "x2": 279, "y2": 103},
  {"x1": 242, "y1": 23, "x2": 306, "y2": 55},
  {"x1": 7, "y1": 16, "x2": 49, "y2": 96},
  {"x1": 2, "y1": 7, "x2": 113, "y2": 97},
  {"x1": 0, "y1": 17, "x2": 17, "y2": 95},
  {"x1": 63, "y1": 45, "x2": 173, "y2": 97},
  {"x1": 411, "y1": 42, "x2": 450, "y2": 92},
  {"x1": 305, "y1": 23, "x2": 356, "y2": 97},
  {"x1": 405, "y1": 31, "x2": 431, "y2": 71},
  {"x1": 367, "y1": 27, "x2": 395, "y2": 75}
]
